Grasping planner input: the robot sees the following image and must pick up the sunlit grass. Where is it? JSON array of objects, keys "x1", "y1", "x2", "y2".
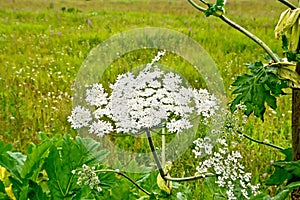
[{"x1": 0, "y1": 0, "x2": 296, "y2": 198}]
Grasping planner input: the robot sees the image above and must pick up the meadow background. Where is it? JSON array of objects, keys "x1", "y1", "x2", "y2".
[{"x1": 0, "y1": 0, "x2": 298, "y2": 198}]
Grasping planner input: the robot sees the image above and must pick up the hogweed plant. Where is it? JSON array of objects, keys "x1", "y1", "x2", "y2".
[
  {"x1": 187, "y1": 0, "x2": 300, "y2": 199},
  {"x1": 68, "y1": 51, "x2": 261, "y2": 199}
]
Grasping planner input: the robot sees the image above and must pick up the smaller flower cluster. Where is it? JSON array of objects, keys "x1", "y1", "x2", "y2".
[
  {"x1": 73, "y1": 164, "x2": 102, "y2": 192},
  {"x1": 193, "y1": 137, "x2": 260, "y2": 200}
]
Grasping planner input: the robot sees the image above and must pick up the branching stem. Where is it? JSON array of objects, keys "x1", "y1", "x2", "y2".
[
  {"x1": 146, "y1": 129, "x2": 214, "y2": 182},
  {"x1": 237, "y1": 130, "x2": 284, "y2": 151},
  {"x1": 95, "y1": 169, "x2": 151, "y2": 196},
  {"x1": 219, "y1": 15, "x2": 280, "y2": 62},
  {"x1": 187, "y1": 0, "x2": 280, "y2": 62}
]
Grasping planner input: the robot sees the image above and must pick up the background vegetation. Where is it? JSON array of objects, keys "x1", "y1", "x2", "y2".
[{"x1": 0, "y1": 0, "x2": 298, "y2": 198}]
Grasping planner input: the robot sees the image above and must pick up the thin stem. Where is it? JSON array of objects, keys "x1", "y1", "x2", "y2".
[
  {"x1": 162, "y1": 128, "x2": 166, "y2": 168},
  {"x1": 237, "y1": 130, "x2": 284, "y2": 151},
  {"x1": 146, "y1": 129, "x2": 215, "y2": 182},
  {"x1": 187, "y1": 0, "x2": 280, "y2": 62},
  {"x1": 95, "y1": 169, "x2": 151, "y2": 196},
  {"x1": 219, "y1": 15, "x2": 280, "y2": 62},
  {"x1": 164, "y1": 173, "x2": 214, "y2": 182},
  {"x1": 199, "y1": 0, "x2": 209, "y2": 6},
  {"x1": 187, "y1": 0, "x2": 206, "y2": 12},
  {"x1": 146, "y1": 129, "x2": 166, "y2": 180},
  {"x1": 277, "y1": 0, "x2": 297, "y2": 9}
]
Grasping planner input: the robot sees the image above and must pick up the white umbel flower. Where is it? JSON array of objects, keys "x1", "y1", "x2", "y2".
[{"x1": 68, "y1": 105, "x2": 92, "y2": 129}]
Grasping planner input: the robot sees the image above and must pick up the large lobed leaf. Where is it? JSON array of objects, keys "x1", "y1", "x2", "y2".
[
  {"x1": 230, "y1": 61, "x2": 288, "y2": 120},
  {"x1": 43, "y1": 134, "x2": 109, "y2": 199}
]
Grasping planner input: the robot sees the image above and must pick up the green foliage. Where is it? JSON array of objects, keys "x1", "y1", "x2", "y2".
[
  {"x1": 282, "y1": 35, "x2": 300, "y2": 62},
  {"x1": 0, "y1": 134, "x2": 112, "y2": 199},
  {"x1": 205, "y1": 0, "x2": 226, "y2": 17},
  {"x1": 230, "y1": 61, "x2": 288, "y2": 120}
]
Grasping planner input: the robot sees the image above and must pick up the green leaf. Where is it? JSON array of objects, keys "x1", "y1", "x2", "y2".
[
  {"x1": 21, "y1": 140, "x2": 52, "y2": 180},
  {"x1": 216, "y1": 0, "x2": 226, "y2": 6},
  {"x1": 230, "y1": 60, "x2": 288, "y2": 120},
  {"x1": 0, "y1": 180, "x2": 6, "y2": 193},
  {"x1": 265, "y1": 166, "x2": 292, "y2": 185},
  {"x1": 281, "y1": 148, "x2": 292, "y2": 161},
  {"x1": 75, "y1": 136, "x2": 109, "y2": 165},
  {"x1": 0, "y1": 192, "x2": 10, "y2": 200},
  {"x1": 27, "y1": 180, "x2": 49, "y2": 200},
  {"x1": 44, "y1": 145, "x2": 68, "y2": 199},
  {"x1": 250, "y1": 193, "x2": 271, "y2": 200},
  {"x1": 44, "y1": 134, "x2": 109, "y2": 199},
  {"x1": 274, "y1": 160, "x2": 300, "y2": 178},
  {"x1": 272, "y1": 189, "x2": 290, "y2": 200},
  {"x1": 0, "y1": 142, "x2": 23, "y2": 184},
  {"x1": 265, "y1": 92, "x2": 277, "y2": 110},
  {"x1": 286, "y1": 181, "x2": 300, "y2": 189}
]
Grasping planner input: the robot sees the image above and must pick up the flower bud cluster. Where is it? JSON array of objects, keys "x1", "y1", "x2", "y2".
[{"x1": 74, "y1": 164, "x2": 102, "y2": 192}]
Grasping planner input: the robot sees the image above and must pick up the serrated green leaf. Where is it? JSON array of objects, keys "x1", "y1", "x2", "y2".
[
  {"x1": 44, "y1": 135, "x2": 109, "y2": 199},
  {"x1": 230, "y1": 60, "x2": 288, "y2": 120},
  {"x1": 231, "y1": 74, "x2": 252, "y2": 86},
  {"x1": 216, "y1": 0, "x2": 226, "y2": 6},
  {"x1": 21, "y1": 140, "x2": 52, "y2": 180},
  {"x1": 44, "y1": 145, "x2": 67, "y2": 199}
]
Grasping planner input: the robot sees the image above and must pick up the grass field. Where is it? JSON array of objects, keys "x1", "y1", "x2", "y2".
[{"x1": 0, "y1": 0, "x2": 298, "y2": 198}]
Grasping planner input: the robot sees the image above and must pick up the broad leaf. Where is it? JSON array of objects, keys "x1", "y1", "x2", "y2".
[
  {"x1": 274, "y1": 160, "x2": 300, "y2": 178},
  {"x1": 44, "y1": 134, "x2": 109, "y2": 199},
  {"x1": 265, "y1": 166, "x2": 292, "y2": 186},
  {"x1": 230, "y1": 61, "x2": 288, "y2": 120},
  {"x1": 21, "y1": 140, "x2": 52, "y2": 180}
]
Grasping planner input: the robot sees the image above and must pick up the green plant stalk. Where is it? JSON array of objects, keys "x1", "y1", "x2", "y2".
[
  {"x1": 95, "y1": 169, "x2": 151, "y2": 195},
  {"x1": 187, "y1": 0, "x2": 280, "y2": 62},
  {"x1": 146, "y1": 129, "x2": 214, "y2": 182},
  {"x1": 236, "y1": 130, "x2": 284, "y2": 151},
  {"x1": 162, "y1": 128, "x2": 166, "y2": 168},
  {"x1": 146, "y1": 129, "x2": 166, "y2": 180}
]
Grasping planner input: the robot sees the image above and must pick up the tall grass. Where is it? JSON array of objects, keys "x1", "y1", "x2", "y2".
[{"x1": 0, "y1": 0, "x2": 296, "y2": 197}]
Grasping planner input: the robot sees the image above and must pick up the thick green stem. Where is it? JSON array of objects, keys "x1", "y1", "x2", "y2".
[
  {"x1": 146, "y1": 129, "x2": 213, "y2": 182},
  {"x1": 164, "y1": 173, "x2": 214, "y2": 182},
  {"x1": 186, "y1": 0, "x2": 280, "y2": 62},
  {"x1": 95, "y1": 169, "x2": 151, "y2": 195},
  {"x1": 146, "y1": 129, "x2": 166, "y2": 180},
  {"x1": 219, "y1": 15, "x2": 280, "y2": 62}
]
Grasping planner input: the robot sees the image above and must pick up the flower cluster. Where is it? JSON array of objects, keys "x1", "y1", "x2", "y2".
[
  {"x1": 68, "y1": 51, "x2": 218, "y2": 136},
  {"x1": 193, "y1": 137, "x2": 260, "y2": 199},
  {"x1": 73, "y1": 164, "x2": 102, "y2": 192}
]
